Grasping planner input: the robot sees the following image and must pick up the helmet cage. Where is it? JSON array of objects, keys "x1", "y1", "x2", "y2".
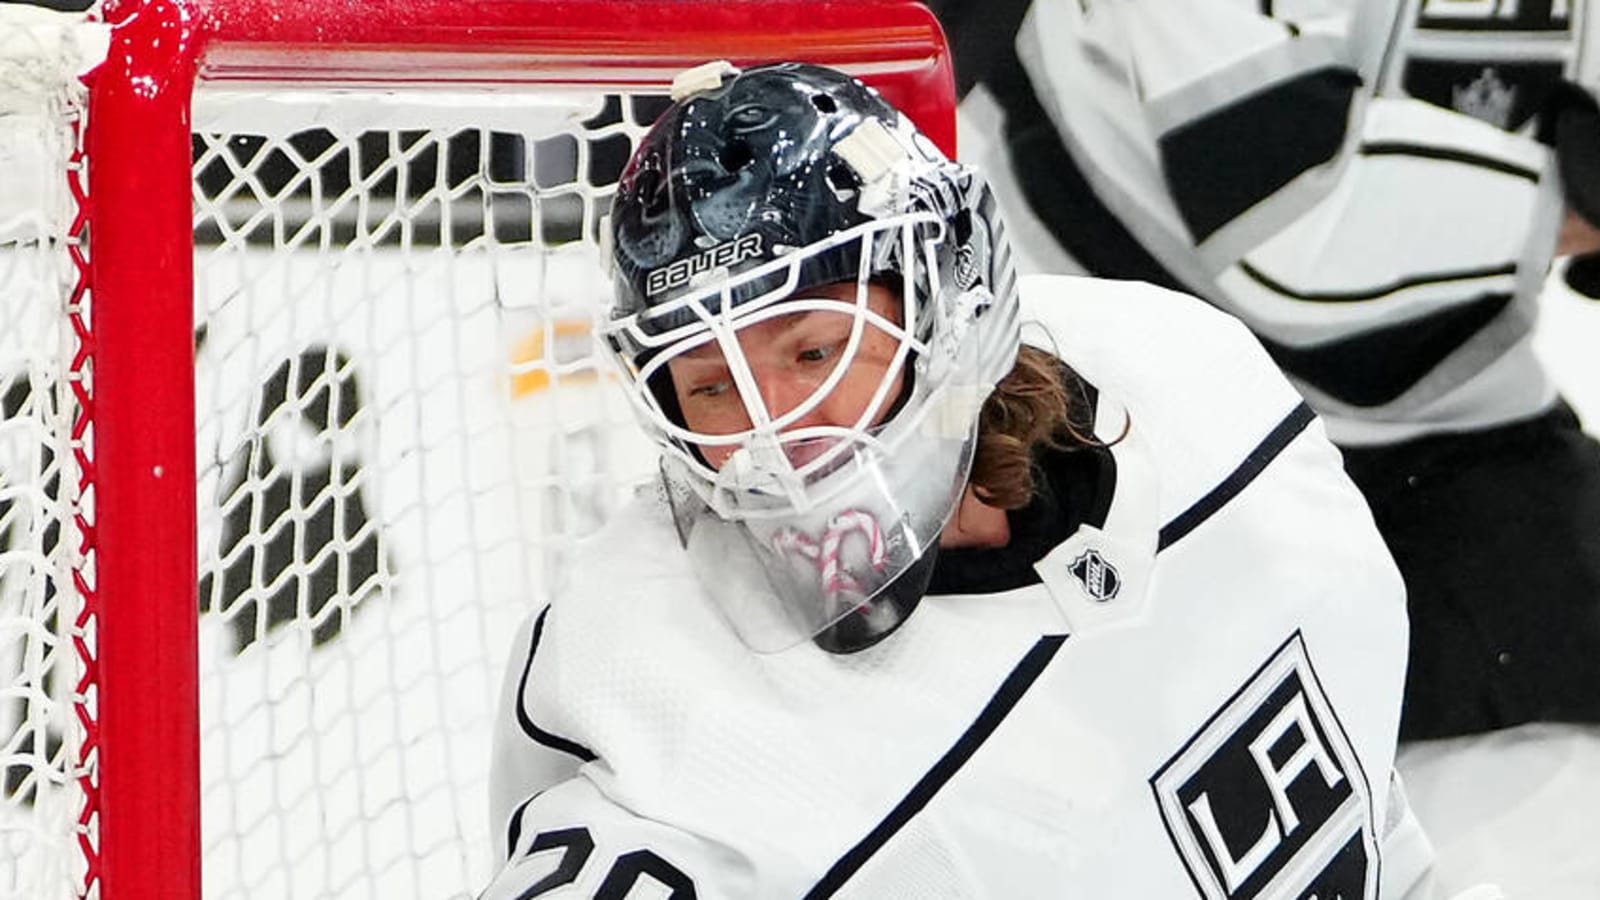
[
  {"x1": 601, "y1": 209, "x2": 956, "y2": 520},
  {"x1": 598, "y1": 60, "x2": 1022, "y2": 652}
]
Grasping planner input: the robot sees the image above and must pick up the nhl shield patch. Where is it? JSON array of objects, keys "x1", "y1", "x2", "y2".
[
  {"x1": 1068, "y1": 548, "x2": 1120, "y2": 602},
  {"x1": 1150, "y1": 632, "x2": 1377, "y2": 900}
]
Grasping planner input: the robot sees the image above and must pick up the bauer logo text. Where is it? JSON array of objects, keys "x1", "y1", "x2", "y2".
[{"x1": 646, "y1": 234, "x2": 763, "y2": 296}]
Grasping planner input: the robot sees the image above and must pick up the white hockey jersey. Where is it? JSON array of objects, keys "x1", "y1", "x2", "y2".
[
  {"x1": 1007, "y1": 0, "x2": 1586, "y2": 445},
  {"x1": 481, "y1": 276, "x2": 1430, "y2": 899}
]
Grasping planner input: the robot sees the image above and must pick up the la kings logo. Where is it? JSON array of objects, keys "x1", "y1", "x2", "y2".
[{"x1": 1151, "y1": 633, "x2": 1377, "y2": 900}]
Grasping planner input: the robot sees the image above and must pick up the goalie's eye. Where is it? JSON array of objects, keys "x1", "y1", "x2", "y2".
[
  {"x1": 796, "y1": 341, "x2": 842, "y2": 365},
  {"x1": 688, "y1": 379, "x2": 733, "y2": 399}
]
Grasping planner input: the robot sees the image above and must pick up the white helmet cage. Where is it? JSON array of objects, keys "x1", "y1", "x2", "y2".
[{"x1": 602, "y1": 62, "x2": 1020, "y2": 652}]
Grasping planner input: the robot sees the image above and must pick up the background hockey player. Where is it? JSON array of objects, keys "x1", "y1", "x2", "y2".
[{"x1": 926, "y1": 0, "x2": 1600, "y2": 894}]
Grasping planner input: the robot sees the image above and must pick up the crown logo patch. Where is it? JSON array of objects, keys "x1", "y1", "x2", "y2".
[{"x1": 1453, "y1": 67, "x2": 1517, "y2": 129}]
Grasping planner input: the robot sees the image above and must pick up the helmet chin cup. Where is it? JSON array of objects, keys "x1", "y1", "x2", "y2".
[
  {"x1": 810, "y1": 545, "x2": 939, "y2": 654},
  {"x1": 713, "y1": 439, "x2": 807, "y2": 513}
]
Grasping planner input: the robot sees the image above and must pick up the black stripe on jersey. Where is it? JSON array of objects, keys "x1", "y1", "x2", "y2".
[
  {"x1": 1259, "y1": 291, "x2": 1512, "y2": 407},
  {"x1": 1360, "y1": 142, "x2": 1540, "y2": 182},
  {"x1": 998, "y1": 83, "x2": 1192, "y2": 294},
  {"x1": 1255, "y1": 5, "x2": 1303, "y2": 36},
  {"x1": 505, "y1": 792, "x2": 540, "y2": 862},
  {"x1": 1161, "y1": 66, "x2": 1361, "y2": 242},
  {"x1": 516, "y1": 606, "x2": 598, "y2": 763},
  {"x1": 1158, "y1": 403, "x2": 1315, "y2": 552},
  {"x1": 803, "y1": 634, "x2": 1069, "y2": 899},
  {"x1": 1238, "y1": 259, "x2": 1517, "y2": 302}
]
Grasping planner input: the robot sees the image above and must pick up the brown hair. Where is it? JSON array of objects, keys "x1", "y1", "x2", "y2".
[{"x1": 966, "y1": 345, "x2": 1097, "y2": 510}]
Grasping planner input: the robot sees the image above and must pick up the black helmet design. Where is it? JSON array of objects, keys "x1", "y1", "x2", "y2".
[{"x1": 612, "y1": 63, "x2": 904, "y2": 330}]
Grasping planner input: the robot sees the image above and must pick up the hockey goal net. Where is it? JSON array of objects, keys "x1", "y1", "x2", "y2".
[{"x1": 0, "y1": 1, "x2": 954, "y2": 897}]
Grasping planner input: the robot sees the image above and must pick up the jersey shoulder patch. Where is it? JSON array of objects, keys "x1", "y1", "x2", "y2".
[{"x1": 1151, "y1": 631, "x2": 1379, "y2": 900}]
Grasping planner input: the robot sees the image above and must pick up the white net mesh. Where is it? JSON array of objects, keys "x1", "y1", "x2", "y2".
[
  {"x1": 187, "y1": 87, "x2": 661, "y2": 896},
  {"x1": 4, "y1": 4, "x2": 948, "y2": 895},
  {"x1": 5, "y1": 13, "x2": 672, "y2": 895},
  {"x1": 0, "y1": 8, "x2": 101, "y2": 900}
]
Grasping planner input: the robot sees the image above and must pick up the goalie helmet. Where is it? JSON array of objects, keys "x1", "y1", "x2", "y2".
[{"x1": 604, "y1": 61, "x2": 1019, "y2": 653}]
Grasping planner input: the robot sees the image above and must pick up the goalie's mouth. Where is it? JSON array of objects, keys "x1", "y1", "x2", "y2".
[{"x1": 780, "y1": 434, "x2": 848, "y2": 472}]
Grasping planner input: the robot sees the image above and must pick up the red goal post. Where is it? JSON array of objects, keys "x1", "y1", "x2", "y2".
[{"x1": 19, "y1": 1, "x2": 956, "y2": 898}]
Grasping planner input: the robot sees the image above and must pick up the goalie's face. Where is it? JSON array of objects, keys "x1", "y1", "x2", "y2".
[{"x1": 665, "y1": 280, "x2": 908, "y2": 471}]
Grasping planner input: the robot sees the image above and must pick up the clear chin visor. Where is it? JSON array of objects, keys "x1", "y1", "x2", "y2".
[{"x1": 673, "y1": 384, "x2": 979, "y2": 653}]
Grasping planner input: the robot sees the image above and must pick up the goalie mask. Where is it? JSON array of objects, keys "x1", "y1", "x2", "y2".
[{"x1": 604, "y1": 61, "x2": 1019, "y2": 653}]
